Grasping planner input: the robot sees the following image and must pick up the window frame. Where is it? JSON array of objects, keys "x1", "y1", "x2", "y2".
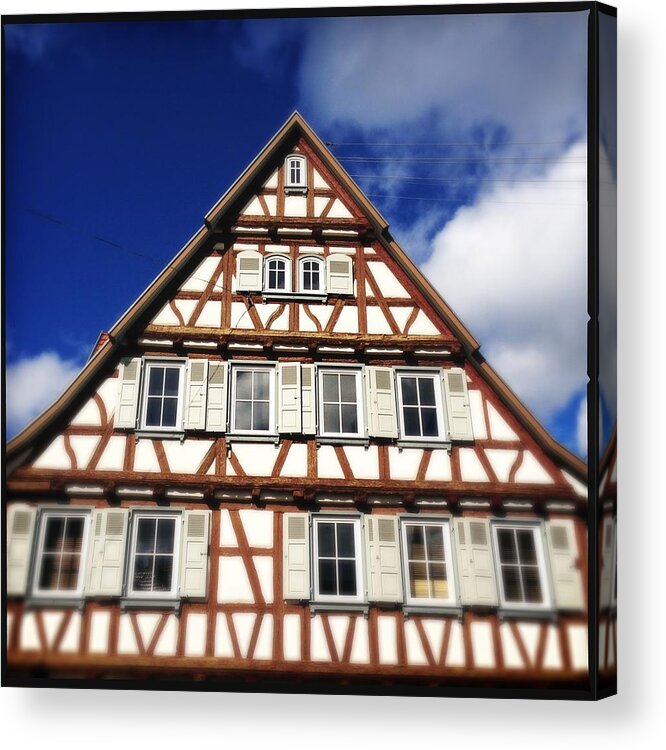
[
  {"x1": 31, "y1": 509, "x2": 92, "y2": 599},
  {"x1": 229, "y1": 362, "x2": 277, "y2": 436},
  {"x1": 126, "y1": 510, "x2": 183, "y2": 600},
  {"x1": 298, "y1": 255, "x2": 325, "y2": 294},
  {"x1": 312, "y1": 515, "x2": 365, "y2": 605},
  {"x1": 264, "y1": 255, "x2": 292, "y2": 294},
  {"x1": 138, "y1": 358, "x2": 187, "y2": 433},
  {"x1": 395, "y1": 368, "x2": 448, "y2": 443},
  {"x1": 317, "y1": 366, "x2": 365, "y2": 439},
  {"x1": 400, "y1": 517, "x2": 457, "y2": 607},
  {"x1": 285, "y1": 154, "x2": 307, "y2": 191},
  {"x1": 491, "y1": 520, "x2": 553, "y2": 611}
]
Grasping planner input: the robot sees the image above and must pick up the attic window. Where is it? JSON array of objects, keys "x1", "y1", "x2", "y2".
[{"x1": 285, "y1": 155, "x2": 307, "y2": 192}]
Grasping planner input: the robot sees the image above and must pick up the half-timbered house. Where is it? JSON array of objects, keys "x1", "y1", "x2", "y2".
[{"x1": 5, "y1": 112, "x2": 591, "y2": 692}]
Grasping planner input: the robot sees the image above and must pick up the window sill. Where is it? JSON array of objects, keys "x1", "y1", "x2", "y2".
[
  {"x1": 396, "y1": 440, "x2": 452, "y2": 451},
  {"x1": 120, "y1": 598, "x2": 181, "y2": 613},
  {"x1": 310, "y1": 602, "x2": 369, "y2": 616},
  {"x1": 498, "y1": 607, "x2": 558, "y2": 622},
  {"x1": 136, "y1": 430, "x2": 185, "y2": 441},
  {"x1": 227, "y1": 433, "x2": 279, "y2": 444},
  {"x1": 403, "y1": 605, "x2": 462, "y2": 619},
  {"x1": 263, "y1": 292, "x2": 327, "y2": 303},
  {"x1": 284, "y1": 186, "x2": 307, "y2": 195},
  {"x1": 316, "y1": 436, "x2": 370, "y2": 447},
  {"x1": 25, "y1": 597, "x2": 85, "y2": 611}
]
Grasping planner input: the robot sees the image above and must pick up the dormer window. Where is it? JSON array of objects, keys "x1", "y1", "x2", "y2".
[
  {"x1": 285, "y1": 154, "x2": 307, "y2": 193},
  {"x1": 265, "y1": 255, "x2": 291, "y2": 292}
]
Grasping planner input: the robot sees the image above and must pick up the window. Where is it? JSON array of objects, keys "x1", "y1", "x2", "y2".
[
  {"x1": 128, "y1": 513, "x2": 181, "y2": 598},
  {"x1": 401, "y1": 519, "x2": 456, "y2": 606},
  {"x1": 318, "y1": 368, "x2": 364, "y2": 437},
  {"x1": 396, "y1": 371, "x2": 446, "y2": 441},
  {"x1": 313, "y1": 516, "x2": 363, "y2": 603},
  {"x1": 230, "y1": 364, "x2": 276, "y2": 434},
  {"x1": 140, "y1": 360, "x2": 185, "y2": 431},
  {"x1": 299, "y1": 256, "x2": 325, "y2": 293},
  {"x1": 32, "y1": 511, "x2": 91, "y2": 598},
  {"x1": 264, "y1": 256, "x2": 291, "y2": 293},
  {"x1": 492, "y1": 523, "x2": 551, "y2": 609},
  {"x1": 285, "y1": 154, "x2": 307, "y2": 190}
]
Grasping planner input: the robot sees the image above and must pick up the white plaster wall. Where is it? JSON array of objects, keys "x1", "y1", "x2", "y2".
[
  {"x1": 458, "y1": 448, "x2": 489, "y2": 482},
  {"x1": 425, "y1": 450, "x2": 452, "y2": 481},
  {"x1": 514, "y1": 451, "x2": 554, "y2": 484},
  {"x1": 173, "y1": 298, "x2": 198, "y2": 325},
  {"x1": 306, "y1": 304, "x2": 333, "y2": 330},
  {"x1": 95, "y1": 435, "x2": 126, "y2": 471},
  {"x1": 543, "y1": 625, "x2": 562, "y2": 670},
  {"x1": 468, "y1": 390, "x2": 487, "y2": 439},
  {"x1": 343, "y1": 445, "x2": 379, "y2": 479},
  {"x1": 59, "y1": 612, "x2": 82, "y2": 653},
  {"x1": 332, "y1": 305, "x2": 359, "y2": 334},
  {"x1": 328, "y1": 616, "x2": 350, "y2": 660},
  {"x1": 185, "y1": 613, "x2": 207, "y2": 657},
  {"x1": 377, "y1": 616, "x2": 398, "y2": 664},
  {"x1": 218, "y1": 557, "x2": 254, "y2": 603},
  {"x1": 280, "y1": 443, "x2": 308, "y2": 478},
  {"x1": 232, "y1": 612, "x2": 256, "y2": 658},
  {"x1": 517, "y1": 622, "x2": 540, "y2": 664},
  {"x1": 180, "y1": 256, "x2": 221, "y2": 292},
  {"x1": 500, "y1": 622, "x2": 524, "y2": 668},
  {"x1": 253, "y1": 557, "x2": 274, "y2": 604},
  {"x1": 97, "y1": 377, "x2": 120, "y2": 422},
  {"x1": 388, "y1": 447, "x2": 422, "y2": 481},
  {"x1": 404, "y1": 620, "x2": 429, "y2": 665},
  {"x1": 422, "y1": 619, "x2": 446, "y2": 661},
  {"x1": 389, "y1": 306, "x2": 413, "y2": 333},
  {"x1": 133, "y1": 440, "x2": 160, "y2": 473},
  {"x1": 470, "y1": 621, "x2": 495, "y2": 668},
  {"x1": 19, "y1": 613, "x2": 40, "y2": 651},
  {"x1": 33, "y1": 436, "x2": 71, "y2": 470},
  {"x1": 487, "y1": 402, "x2": 519, "y2": 440},
  {"x1": 282, "y1": 613, "x2": 301, "y2": 661},
  {"x1": 230, "y1": 301, "x2": 256, "y2": 329},
  {"x1": 263, "y1": 170, "x2": 278, "y2": 189},
  {"x1": 231, "y1": 443, "x2": 280, "y2": 477},
  {"x1": 284, "y1": 195, "x2": 307, "y2": 217},
  {"x1": 366, "y1": 306, "x2": 393, "y2": 334},
  {"x1": 409, "y1": 311, "x2": 440, "y2": 335},
  {"x1": 485, "y1": 449, "x2": 519, "y2": 483},
  {"x1": 240, "y1": 509, "x2": 273, "y2": 548},
  {"x1": 366, "y1": 262, "x2": 410, "y2": 297},
  {"x1": 162, "y1": 439, "x2": 213, "y2": 474},
  {"x1": 349, "y1": 617, "x2": 370, "y2": 664},
  {"x1": 70, "y1": 399, "x2": 102, "y2": 427},
  {"x1": 327, "y1": 198, "x2": 353, "y2": 218},
  {"x1": 445, "y1": 621, "x2": 465, "y2": 667},
  {"x1": 88, "y1": 611, "x2": 110, "y2": 653},
  {"x1": 117, "y1": 614, "x2": 140, "y2": 655},
  {"x1": 310, "y1": 616, "x2": 330, "y2": 661},
  {"x1": 241, "y1": 196, "x2": 264, "y2": 216},
  {"x1": 219, "y1": 509, "x2": 238, "y2": 547},
  {"x1": 151, "y1": 303, "x2": 181, "y2": 327},
  {"x1": 153, "y1": 615, "x2": 178, "y2": 656},
  {"x1": 195, "y1": 301, "x2": 222, "y2": 328},
  {"x1": 253, "y1": 614, "x2": 273, "y2": 660},
  {"x1": 69, "y1": 435, "x2": 101, "y2": 470},
  {"x1": 317, "y1": 445, "x2": 346, "y2": 479},
  {"x1": 312, "y1": 169, "x2": 329, "y2": 189},
  {"x1": 214, "y1": 613, "x2": 234, "y2": 658},
  {"x1": 568, "y1": 624, "x2": 588, "y2": 671},
  {"x1": 313, "y1": 196, "x2": 330, "y2": 217}
]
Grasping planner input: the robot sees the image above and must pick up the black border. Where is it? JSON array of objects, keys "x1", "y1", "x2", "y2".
[{"x1": 1, "y1": 1, "x2": 617, "y2": 701}]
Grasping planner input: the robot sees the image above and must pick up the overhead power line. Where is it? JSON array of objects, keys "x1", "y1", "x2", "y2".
[
  {"x1": 366, "y1": 193, "x2": 585, "y2": 207},
  {"x1": 326, "y1": 139, "x2": 576, "y2": 148},
  {"x1": 338, "y1": 155, "x2": 586, "y2": 164},
  {"x1": 349, "y1": 173, "x2": 586, "y2": 185}
]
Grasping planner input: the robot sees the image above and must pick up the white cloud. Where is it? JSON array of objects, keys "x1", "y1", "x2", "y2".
[
  {"x1": 421, "y1": 141, "x2": 587, "y2": 419},
  {"x1": 5, "y1": 352, "x2": 81, "y2": 437},
  {"x1": 577, "y1": 394, "x2": 588, "y2": 458}
]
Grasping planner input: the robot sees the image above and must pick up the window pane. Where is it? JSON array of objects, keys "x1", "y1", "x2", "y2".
[
  {"x1": 132, "y1": 556, "x2": 153, "y2": 591},
  {"x1": 406, "y1": 525, "x2": 426, "y2": 560},
  {"x1": 63, "y1": 518, "x2": 84, "y2": 553},
  {"x1": 409, "y1": 561, "x2": 428, "y2": 598},
  {"x1": 340, "y1": 374, "x2": 357, "y2": 402},
  {"x1": 161, "y1": 397, "x2": 178, "y2": 427},
  {"x1": 253, "y1": 401, "x2": 270, "y2": 431},
  {"x1": 38, "y1": 555, "x2": 59, "y2": 590},
  {"x1": 317, "y1": 522, "x2": 335, "y2": 557},
  {"x1": 58, "y1": 555, "x2": 81, "y2": 590},
  {"x1": 43, "y1": 517, "x2": 65, "y2": 552},
  {"x1": 517, "y1": 529, "x2": 538, "y2": 564},
  {"x1": 340, "y1": 404, "x2": 358, "y2": 434},
  {"x1": 401, "y1": 377, "x2": 418, "y2": 405},
  {"x1": 421, "y1": 407, "x2": 439, "y2": 437},
  {"x1": 322, "y1": 373, "x2": 339, "y2": 402},
  {"x1": 136, "y1": 518, "x2": 156, "y2": 554},
  {"x1": 153, "y1": 557, "x2": 174, "y2": 592},
  {"x1": 148, "y1": 367, "x2": 164, "y2": 396},
  {"x1": 276, "y1": 269, "x2": 285, "y2": 289},
  {"x1": 253, "y1": 371, "x2": 270, "y2": 400},
  {"x1": 235, "y1": 400, "x2": 252, "y2": 430},
  {"x1": 523, "y1": 567, "x2": 544, "y2": 603},
  {"x1": 425, "y1": 526, "x2": 445, "y2": 561},
  {"x1": 156, "y1": 518, "x2": 175, "y2": 553},
  {"x1": 403, "y1": 407, "x2": 421, "y2": 436},
  {"x1": 236, "y1": 371, "x2": 252, "y2": 400},
  {"x1": 338, "y1": 560, "x2": 357, "y2": 596},
  {"x1": 430, "y1": 567, "x2": 449, "y2": 599},
  {"x1": 497, "y1": 529, "x2": 518, "y2": 564},
  {"x1": 164, "y1": 368, "x2": 180, "y2": 396},
  {"x1": 336, "y1": 523, "x2": 355, "y2": 557},
  {"x1": 318, "y1": 559, "x2": 337, "y2": 595},
  {"x1": 418, "y1": 377, "x2": 437, "y2": 406},
  {"x1": 145, "y1": 397, "x2": 161, "y2": 427},
  {"x1": 311, "y1": 266, "x2": 320, "y2": 289},
  {"x1": 323, "y1": 403, "x2": 340, "y2": 433},
  {"x1": 502, "y1": 567, "x2": 522, "y2": 602}
]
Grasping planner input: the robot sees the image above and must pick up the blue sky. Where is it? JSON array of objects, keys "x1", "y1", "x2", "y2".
[{"x1": 4, "y1": 11, "x2": 590, "y2": 456}]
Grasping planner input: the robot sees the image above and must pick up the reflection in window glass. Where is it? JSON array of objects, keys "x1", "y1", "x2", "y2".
[
  {"x1": 233, "y1": 368, "x2": 272, "y2": 432},
  {"x1": 36, "y1": 515, "x2": 86, "y2": 593},
  {"x1": 131, "y1": 516, "x2": 178, "y2": 594},
  {"x1": 496, "y1": 527, "x2": 545, "y2": 605}
]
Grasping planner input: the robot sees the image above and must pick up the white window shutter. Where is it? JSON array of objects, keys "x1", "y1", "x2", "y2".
[
  {"x1": 85, "y1": 508, "x2": 129, "y2": 597},
  {"x1": 301, "y1": 364, "x2": 316, "y2": 435},
  {"x1": 326, "y1": 253, "x2": 353, "y2": 295},
  {"x1": 442, "y1": 368, "x2": 474, "y2": 441},
  {"x1": 184, "y1": 359, "x2": 209, "y2": 430},
  {"x1": 114, "y1": 357, "x2": 142, "y2": 428},
  {"x1": 206, "y1": 361, "x2": 228, "y2": 432},
  {"x1": 7, "y1": 505, "x2": 37, "y2": 596},
  {"x1": 179, "y1": 510, "x2": 211, "y2": 599},
  {"x1": 283, "y1": 513, "x2": 310, "y2": 600},
  {"x1": 599, "y1": 516, "x2": 615, "y2": 610},
  {"x1": 365, "y1": 366, "x2": 398, "y2": 439},
  {"x1": 277, "y1": 362, "x2": 302, "y2": 434},
  {"x1": 454, "y1": 518, "x2": 498, "y2": 606},
  {"x1": 364, "y1": 516, "x2": 402, "y2": 603},
  {"x1": 236, "y1": 250, "x2": 263, "y2": 292},
  {"x1": 546, "y1": 519, "x2": 584, "y2": 611}
]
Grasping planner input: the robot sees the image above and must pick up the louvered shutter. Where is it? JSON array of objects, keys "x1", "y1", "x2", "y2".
[
  {"x1": 185, "y1": 359, "x2": 209, "y2": 430},
  {"x1": 599, "y1": 516, "x2": 615, "y2": 610},
  {"x1": 236, "y1": 250, "x2": 263, "y2": 292},
  {"x1": 364, "y1": 516, "x2": 402, "y2": 603},
  {"x1": 278, "y1": 362, "x2": 302, "y2": 434},
  {"x1": 546, "y1": 519, "x2": 585, "y2": 610},
  {"x1": 7, "y1": 505, "x2": 37, "y2": 596},
  {"x1": 179, "y1": 510, "x2": 211, "y2": 599},
  {"x1": 454, "y1": 518, "x2": 498, "y2": 606},
  {"x1": 283, "y1": 513, "x2": 310, "y2": 600},
  {"x1": 326, "y1": 254, "x2": 353, "y2": 295},
  {"x1": 365, "y1": 367, "x2": 398, "y2": 439},
  {"x1": 206, "y1": 361, "x2": 228, "y2": 432},
  {"x1": 85, "y1": 508, "x2": 129, "y2": 597},
  {"x1": 442, "y1": 368, "x2": 474, "y2": 441},
  {"x1": 114, "y1": 357, "x2": 142, "y2": 428},
  {"x1": 301, "y1": 364, "x2": 316, "y2": 435}
]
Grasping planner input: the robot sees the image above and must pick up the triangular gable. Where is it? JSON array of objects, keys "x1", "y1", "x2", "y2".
[{"x1": 7, "y1": 112, "x2": 586, "y2": 480}]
